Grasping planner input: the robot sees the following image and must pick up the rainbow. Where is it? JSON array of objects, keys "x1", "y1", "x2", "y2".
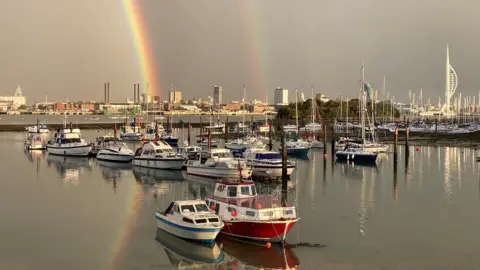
[
  {"x1": 107, "y1": 182, "x2": 144, "y2": 270},
  {"x1": 122, "y1": 0, "x2": 159, "y2": 96}
]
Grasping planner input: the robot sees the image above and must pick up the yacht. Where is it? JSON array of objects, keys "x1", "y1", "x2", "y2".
[
  {"x1": 185, "y1": 148, "x2": 252, "y2": 179},
  {"x1": 90, "y1": 135, "x2": 116, "y2": 155},
  {"x1": 283, "y1": 125, "x2": 298, "y2": 133},
  {"x1": 302, "y1": 123, "x2": 322, "y2": 132},
  {"x1": 177, "y1": 144, "x2": 202, "y2": 160},
  {"x1": 197, "y1": 138, "x2": 219, "y2": 148},
  {"x1": 120, "y1": 126, "x2": 143, "y2": 141},
  {"x1": 244, "y1": 151, "x2": 296, "y2": 178},
  {"x1": 24, "y1": 133, "x2": 46, "y2": 150},
  {"x1": 96, "y1": 139, "x2": 134, "y2": 163},
  {"x1": 26, "y1": 124, "x2": 49, "y2": 133},
  {"x1": 46, "y1": 128, "x2": 92, "y2": 157},
  {"x1": 335, "y1": 147, "x2": 378, "y2": 163},
  {"x1": 162, "y1": 132, "x2": 179, "y2": 147},
  {"x1": 133, "y1": 141, "x2": 186, "y2": 169},
  {"x1": 205, "y1": 178, "x2": 299, "y2": 242},
  {"x1": 144, "y1": 122, "x2": 165, "y2": 141},
  {"x1": 156, "y1": 200, "x2": 224, "y2": 243},
  {"x1": 281, "y1": 140, "x2": 311, "y2": 157}
]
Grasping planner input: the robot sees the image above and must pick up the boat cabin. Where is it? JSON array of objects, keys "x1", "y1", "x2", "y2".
[
  {"x1": 245, "y1": 151, "x2": 281, "y2": 161},
  {"x1": 161, "y1": 200, "x2": 222, "y2": 226},
  {"x1": 134, "y1": 140, "x2": 180, "y2": 157},
  {"x1": 194, "y1": 149, "x2": 234, "y2": 163},
  {"x1": 206, "y1": 179, "x2": 297, "y2": 221},
  {"x1": 53, "y1": 130, "x2": 83, "y2": 144},
  {"x1": 177, "y1": 145, "x2": 202, "y2": 160}
]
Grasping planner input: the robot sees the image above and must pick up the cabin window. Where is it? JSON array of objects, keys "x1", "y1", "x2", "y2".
[
  {"x1": 227, "y1": 207, "x2": 236, "y2": 212},
  {"x1": 285, "y1": 209, "x2": 293, "y2": 215},
  {"x1": 182, "y1": 217, "x2": 194, "y2": 223},
  {"x1": 217, "y1": 185, "x2": 225, "y2": 192},
  {"x1": 240, "y1": 186, "x2": 250, "y2": 195},
  {"x1": 251, "y1": 186, "x2": 257, "y2": 196},
  {"x1": 208, "y1": 218, "x2": 219, "y2": 223},
  {"x1": 181, "y1": 205, "x2": 196, "y2": 213},
  {"x1": 195, "y1": 219, "x2": 207, "y2": 224},
  {"x1": 227, "y1": 187, "x2": 237, "y2": 197},
  {"x1": 156, "y1": 149, "x2": 163, "y2": 153},
  {"x1": 246, "y1": 211, "x2": 256, "y2": 217},
  {"x1": 174, "y1": 205, "x2": 179, "y2": 213},
  {"x1": 241, "y1": 201, "x2": 250, "y2": 207},
  {"x1": 262, "y1": 211, "x2": 274, "y2": 217},
  {"x1": 194, "y1": 204, "x2": 209, "y2": 212}
]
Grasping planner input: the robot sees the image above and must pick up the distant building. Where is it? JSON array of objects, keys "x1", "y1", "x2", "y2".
[
  {"x1": 213, "y1": 85, "x2": 223, "y2": 110},
  {"x1": 274, "y1": 87, "x2": 288, "y2": 105},
  {"x1": 0, "y1": 86, "x2": 27, "y2": 109},
  {"x1": 169, "y1": 91, "x2": 182, "y2": 103}
]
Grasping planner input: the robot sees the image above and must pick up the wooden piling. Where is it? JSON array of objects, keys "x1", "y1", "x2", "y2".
[
  {"x1": 155, "y1": 120, "x2": 159, "y2": 140},
  {"x1": 69, "y1": 122, "x2": 73, "y2": 132},
  {"x1": 330, "y1": 124, "x2": 335, "y2": 155},
  {"x1": 394, "y1": 127, "x2": 398, "y2": 154},
  {"x1": 281, "y1": 132, "x2": 287, "y2": 207},
  {"x1": 208, "y1": 128, "x2": 212, "y2": 149},
  {"x1": 113, "y1": 123, "x2": 117, "y2": 138},
  {"x1": 187, "y1": 122, "x2": 191, "y2": 145},
  {"x1": 435, "y1": 118, "x2": 438, "y2": 133},
  {"x1": 322, "y1": 123, "x2": 327, "y2": 146},
  {"x1": 224, "y1": 116, "x2": 228, "y2": 142},
  {"x1": 268, "y1": 119, "x2": 273, "y2": 151}
]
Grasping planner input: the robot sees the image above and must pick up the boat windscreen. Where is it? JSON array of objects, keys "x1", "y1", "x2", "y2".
[
  {"x1": 181, "y1": 205, "x2": 196, "y2": 213},
  {"x1": 194, "y1": 204, "x2": 209, "y2": 212},
  {"x1": 257, "y1": 153, "x2": 281, "y2": 160}
]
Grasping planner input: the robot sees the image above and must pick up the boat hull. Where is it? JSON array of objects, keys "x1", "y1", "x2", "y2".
[
  {"x1": 186, "y1": 166, "x2": 252, "y2": 179},
  {"x1": 284, "y1": 148, "x2": 310, "y2": 157},
  {"x1": 133, "y1": 158, "x2": 185, "y2": 169},
  {"x1": 156, "y1": 213, "x2": 222, "y2": 243},
  {"x1": 97, "y1": 152, "x2": 133, "y2": 163},
  {"x1": 335, "y1": 152, "x2": 377, "y2": 163},
  {"x1": 250, "y1": 165, "x2": 295, "y2": 178},
  {"x1": 46, "y1": 144, "x2": 92, "y2": 157},
  {"x1": 221, "y1": 219, "x2": 298, "y2": 242}
]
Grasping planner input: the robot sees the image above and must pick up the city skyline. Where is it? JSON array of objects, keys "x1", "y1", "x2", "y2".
[{"x1": 2, "y1": 1, "x2": 480, "y2": 103}]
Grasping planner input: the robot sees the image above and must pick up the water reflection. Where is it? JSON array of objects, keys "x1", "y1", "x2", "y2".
[
  {"x1": 133, "y1": 166, "x2": 185, "y2": 185},
  {"x1": 95, "y1": 160, "x2": 132, "y2": 181},
  {"x1": 154, "y1": 228, "x2": 225, "y2": 269},
  {"x1": 46, "y1": 154, "x2": 92, "y2": 186},
  {"x1": 217, "y1": 235, "x2": 300, "y2": 269}
]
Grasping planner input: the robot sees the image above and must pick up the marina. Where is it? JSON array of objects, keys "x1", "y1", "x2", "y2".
[{"x1": 3, "y1": 128, "x2": 480, "y2": 269}]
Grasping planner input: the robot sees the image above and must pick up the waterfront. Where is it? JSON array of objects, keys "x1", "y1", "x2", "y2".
[{"x1": 2, "y1": 130, "x2": 480, "y2": 269}]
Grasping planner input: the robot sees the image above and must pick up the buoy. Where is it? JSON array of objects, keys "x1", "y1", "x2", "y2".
[
  {"x1": 416, "y1": 147, "x2": 420, "y2": 151},
  {"x1": 210, "y1": 205, "x2": 216, "y2": 210},
  {"x1": 231, "y1": 210, "x2": 237, "y2": 217},
  {"x1": 266, "y1": 242, "x2": 272, "y2": 249},
  {"x1": 257, "y1": 203, "x2": 262, "y2": 209},
  {"x1": 323, "y1": 153, "x2": 328, "y2": 158}
]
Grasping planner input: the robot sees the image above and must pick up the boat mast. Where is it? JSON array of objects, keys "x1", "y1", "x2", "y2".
[
  {"x1": 361, "y1": 65, "x2": 366, "y2": 143},
  {"x1": 242, "y1": 85, "x2": 246, "y2": 132},
  {"x1": 265, "y1": 85, "x2": 268, "y2": 137},
  {"x1": 346, "y1": 97, "x2": 349, "y2": 137},
  {"x1": 310, "y1": 84, "x2": 314, "y2": 137},
  {"x1": 295, "y1": 88, "x2": 299, "y2": 132}
]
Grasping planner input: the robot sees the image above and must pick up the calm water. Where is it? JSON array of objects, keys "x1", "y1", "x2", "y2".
[{"x1": 1, "y1": 130, "x2": 480, "y2": 269}]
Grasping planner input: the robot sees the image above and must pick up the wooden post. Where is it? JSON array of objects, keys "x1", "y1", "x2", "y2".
[
  {"x1": 330, "y1": 123, "x2": 335, "y2": 155},
  {"x1": 322, "y1": 123, "x2": 327, "y2": 146},
  {"x1": 114, "y1": 123, "x2": 117, "y2": 138},
  {"x1": 199, "y1": 115, "x2": 203, "y2": 141},
  {"x1": 224, "y1": 116, "x2": 229, "y2": 142},
  {"x1": 155, "y1": 120, "x2": 159, "y2": 140},
  {"x1": 208, "y1": 128, "x2": 212, "y2": 149},
  {"x1": 405, "y1": 127, "x2": 410, "y2": 162},
  {"x1": 187, "y1": 122, "x2": 191, "y2": 145},
  {"x1": 69, "y1": 122, "x2": 72, "y2": 132},
  {"x1": 394, "y1": 127, "x2": 398, "y2": 154},
  {"x1": 435, "y1": 118, "x2": 438, "y2": 133},
  {"x1": 281, "y1": 132, "x2": 287, "y2": 207},
  {"x1": 133, "y1": 117, "x2": 136, "y2": 133},
  {"x1": 268, "y1": 119, "x2": 273, "y2": 151}
]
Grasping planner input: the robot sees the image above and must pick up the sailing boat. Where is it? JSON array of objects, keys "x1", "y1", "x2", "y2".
[
  {"x1": 280, "y1": 88, "x2": 311, "y2": 156},
  {"x1": 306, "y1": 86, "x2": 323, "y2": 148},
  {"x1": 336, "y1": 65, "x2": 378, "y2": 163}
]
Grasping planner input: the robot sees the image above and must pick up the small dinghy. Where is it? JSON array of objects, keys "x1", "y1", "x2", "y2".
[{"x1": 156, "y1": 200, "x2": 224, "y2": 243}]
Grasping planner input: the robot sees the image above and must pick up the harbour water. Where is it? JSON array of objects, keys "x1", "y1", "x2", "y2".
[{"x1": 2, "y1": 130, "x2": 480, "y2": 269}]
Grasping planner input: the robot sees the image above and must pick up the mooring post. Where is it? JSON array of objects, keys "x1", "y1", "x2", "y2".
[
  {"x1": 69, "y1": 122, "x2": 73, "y2": 132},
  {"x1": 199, "y1": 115, "x2": 203, "y2": 145},
  {"x1": 405, "y1": 127, "x2": 410, "y2": 162},
  {"x1": 187, "y1": 122, "x2": 191, "y2": 145},
  {"x1": 268, "y1": 119, "x2": 273, "y2": 151},
  {"x1": 208, "y1": 128, "x2": 212, "y2": 149},
  {"x1": 322, "y1": 123, "x2": 327, "y2": 147},
  {"x1": 281, "y1": 132, "x2": 287, "y2": 207},
  {"x1": 155, "y1": 120, "x2": 159, "y2": 140},
  {"x1": 435, "y1": 118, "x2": 438, "y2": 133},
  {"x1": 331, "y1": 123, "x2": 335, "y2": 155},
  {"x1": 224, "y1": 116, "x2": 229, "y2": 142},
  {"x1": 113, "y1": 123, "x2": 117, "y2": 138}
]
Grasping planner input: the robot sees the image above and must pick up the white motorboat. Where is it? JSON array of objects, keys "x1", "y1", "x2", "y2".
[
  {"x1": 156, "y1": 200, "x2": 224, "y2": 243},
  {"x1": 24, "y1": 133, "x2": 46, "y2": 150},
  {"x1": 302, "y1": 123, "x2": 323, "y2": 132},
  {"x1": 46, "y1": 128, "x2": 92, "y2": 157},
  {"x1": 90, "y1": 134, "x2": 116, "y2": 155},
  {"x1": 244, "y1": 151, "x2": 296, "y2": 178},
  {"x1": 280, "y1": 139, "x2": 311, "y2": 157},
  {"x1": 26, "y1": 124, "x2": 50, "y2": 133},
  {"x1": 225, "y1": 138, "x2": 252, "y2": 150},
  {"x1": 177, "y1": 144, "x2": 202, "y2": 160},
  {"x1": 309, "y1": 139, "x2": 324, "y2": 149},
  {"x1": 283, "y1": 125, "x2": 298, "y2": 133},
  {"x1": 120, "y1": 126, "x2": 143, "y2": 141},
  {"x1": 97, "y1": 140, "x2": 134, "y2": 163},
  {"x1": 336, "y1": 148, "x2": 378, "y2": 163},
  {"x1": 185, "y1": 148, "x2": 252, "y2": 179},
  {"x1": 197, "y1": 138, "x2": 219, "y2": 148},
  {"x1": 133, "y1": 141, "x2": 186, "y2": 169}
]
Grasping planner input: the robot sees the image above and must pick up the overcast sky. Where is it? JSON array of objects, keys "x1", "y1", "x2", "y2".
[{"x1": 1, "y1": 0, "x2": 480, "y2": 104}]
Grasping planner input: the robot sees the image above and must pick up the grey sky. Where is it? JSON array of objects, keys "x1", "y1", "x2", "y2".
[{"x1": 1, "y1": 0, "x2": 479, "y2": 104}]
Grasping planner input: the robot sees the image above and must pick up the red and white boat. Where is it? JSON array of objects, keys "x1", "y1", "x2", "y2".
[{"x1": 205, "y1": 178, "x2": 299, "y2": 243}]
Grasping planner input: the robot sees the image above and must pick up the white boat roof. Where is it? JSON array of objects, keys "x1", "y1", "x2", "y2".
[
  {"x1": 201, "y1": 148, "x2": 231, "y2": 154},
  {"x1": 142, "y1": 140, "x2": 174, "y2": 150},
  {"x1": 174, "y1": 200, "x2": 207, "y2": 205}
]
